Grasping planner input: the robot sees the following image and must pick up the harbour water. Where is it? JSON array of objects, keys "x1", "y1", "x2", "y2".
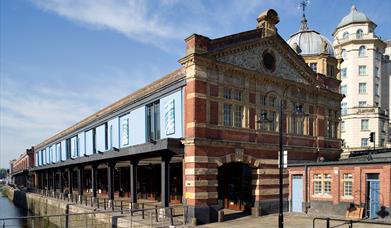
[{"x1": 0, "y1": 190, "x2": 29, "y2": 227}]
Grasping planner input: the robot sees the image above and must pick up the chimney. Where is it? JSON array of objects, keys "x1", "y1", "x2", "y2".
[
  {"x1": 257, "y1": 9, "x2": 280, "y2": 38},
  {"x1": 184, "y1": 34, "x2": 210, "y2": 56}
]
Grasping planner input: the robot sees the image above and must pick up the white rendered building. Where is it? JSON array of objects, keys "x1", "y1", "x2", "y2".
[{"x1": 333, "y1": 6, "x2": 391, "y2": 157}]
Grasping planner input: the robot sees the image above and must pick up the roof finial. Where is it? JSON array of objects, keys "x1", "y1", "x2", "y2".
[
  {"x1": 351, "y1": 5, "x2": 357, "y2": 11},
  {"x1": 298, "y1": 0, "x2": 309, "y2": 31}
]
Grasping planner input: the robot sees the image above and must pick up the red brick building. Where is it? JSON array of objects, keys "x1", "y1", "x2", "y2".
[
  {"x1": 10, "y1": 147, "x2": 35, "y2": 188},
  {"x1": 180, "y1": 9, "x2": 342, "y2": 223},
  {"x1": 288, "y1": 150, "x2": 391, "y2": 220}
]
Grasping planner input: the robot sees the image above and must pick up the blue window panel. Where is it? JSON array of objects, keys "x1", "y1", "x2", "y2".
[
  {"x1": 96, "y1": 124, "x2": 106, "y2": 152},
  {"x1": 44, "y1": 149, "x2": 47, "y2": 165},
  {"x1": 160, "y1": 89, "x2": 183, "y2": 139},
  {"x1": 108, "y1": 117, "x2": 119, "y2": 150},
  {"x1": 120, "y1": 114, "x2": 131, "y2": 147},
  {"x1": 85, "y1": 130, "x2": 93, "y2": 155},
  {"x1": 56, "y1": 143, "x2": 61, "y2": 162},
  {"x1": 50, "y1": 145, "x2": 55, "y2": 163},
  {"x1": 46, "y1": 147, "x2": 50, "y2": 163},
  {"x1": 78, "y1": 132, "x2": 85, "y2": 156},
  {"x1": 71, "y1": 136, "x2": 77, "y2": 158},
  {"x1": 34, "y1": 153, "x2": 38, "y2": 167},
  {"x1": 39, "y1": 150, "x2": 42, "y2": 166},
  {"x1": 129, "y1": 108, "x2": 145, "y2": 146},
  {"x1": 61, "y1": 140, "x2": 66, "y2": 161},
  {"x1": 37, "y1": 151, "x2": 40, "y2": 166}
]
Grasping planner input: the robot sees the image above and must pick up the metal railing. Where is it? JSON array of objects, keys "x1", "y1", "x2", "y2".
[
  {"x1": 0, "y1": 205, "x2": 189, "y2": 227},
  {"x1": 313, "y1": 217, "x2": 391, "y2": 228},
  {"x1": 8, "y1": 188, "x2": 190, "y2": 227}
]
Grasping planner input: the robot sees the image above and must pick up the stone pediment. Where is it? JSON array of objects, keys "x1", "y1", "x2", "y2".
[{"x1": 215, "y1": 45, "x2": 310, "y2": 85}]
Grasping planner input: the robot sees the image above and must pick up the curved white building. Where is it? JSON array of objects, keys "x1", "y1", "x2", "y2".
[{"x1": 333, "y1": 5, "x2": 391, "y2": 157}]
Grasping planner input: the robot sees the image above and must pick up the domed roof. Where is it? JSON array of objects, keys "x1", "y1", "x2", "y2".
[
  {"x1": 287, "y1": 30, "x2": 335, "y2": 56},
  {"x1": 336, "y1": 5, "x2": 373, "y2": 29}
]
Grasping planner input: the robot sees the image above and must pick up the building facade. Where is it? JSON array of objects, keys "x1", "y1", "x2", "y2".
[
  {"x1": 288, "y1": 150, "x2": 391, "y2": 220},
  {"x1": 24, "y1": 9, "x2": 343, "y2": 224},
  {"x1": 10, "y1": 147, "x2": 35, "y2": 187},
  {"x1": 332, "y1": 6, "x2": 391, "y2": 157}
]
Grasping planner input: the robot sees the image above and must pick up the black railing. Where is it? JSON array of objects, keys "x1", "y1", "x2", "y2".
[
  {"x1": 313, "y1": 217, "x2": 391, "y2": 228},
  {"x1": 3, "y1": 188, "x2": 189, "y2": 227}
]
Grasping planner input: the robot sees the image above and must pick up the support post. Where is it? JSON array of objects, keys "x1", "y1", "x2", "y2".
[
  {"x1": 91, "y1": 164, "x2": 98, "y2": 205},
  {"x1": 46, "y1": 171, "x2": 49, "y2": 191},
  {"x1": 59, "y1": 169, "x2": 63, "y2": 193},
  {"x1": 161, "y1": 155, "x2": 172, "y2": 208},
  {"x1": 130, "y1": 159, "x2": 139, "y2": 207},
  {"x1": 77, "y1": 166, "x2": 84, "y2": 203},
  {"x1": 67, "y1": 168, "x2": 73, "y2": 196},
  {"x1": 107, "y1": 162, "x2": 116, "y2": 209}
]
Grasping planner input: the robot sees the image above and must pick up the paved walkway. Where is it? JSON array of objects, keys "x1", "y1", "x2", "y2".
[{"x1": 199, "y1": 213, "x2": 391, "y2": 228}]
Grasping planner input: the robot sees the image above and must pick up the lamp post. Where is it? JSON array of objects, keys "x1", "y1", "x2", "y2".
[{"x1": 259, "y1": 101, "x2": 305, "y2": 228}]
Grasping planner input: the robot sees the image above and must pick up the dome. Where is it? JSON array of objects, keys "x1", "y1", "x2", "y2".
[
  {"x1": 336, "y1": 5, "x2": 373, "y2": 29},
  {"x1": 287, "y1": 30, "x2": 335, "y2": 56}
]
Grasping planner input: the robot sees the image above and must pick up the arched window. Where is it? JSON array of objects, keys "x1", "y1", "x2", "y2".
[
  {"x1": 358, "y1": 46, "x2": 366, "y2": 57},
  {"x1": 356, "y1": 29, "x2": 363, "y2": 39},
  {"x1": 343, "y1": 32, "x2": 349, "y2": 39},
  {"x1": 341, "y1": 49, "x2": 347, "y2": 60}
]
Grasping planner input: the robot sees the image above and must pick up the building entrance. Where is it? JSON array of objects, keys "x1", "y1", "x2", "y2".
[{"x1": 218, "y1": 162, "x2": 253, "y2": 211}]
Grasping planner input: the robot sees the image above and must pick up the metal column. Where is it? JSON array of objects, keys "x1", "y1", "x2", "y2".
[
  {"x1": 130, "y1": 159, "x2": 139, "y2": 206},
  {"x1": 161, "y1": 155, "x2": 172, "y2": 208},
  {"x1": 91, "y1": 164, "x2": 98, "y2": 204},
  {"x1": 107, "y1": 162, "x2": 116, "y2": 209}
]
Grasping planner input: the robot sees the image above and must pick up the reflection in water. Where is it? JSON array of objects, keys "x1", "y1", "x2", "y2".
[{"x1": 0, "y1": 191, "x2": 60, "y2": 228}]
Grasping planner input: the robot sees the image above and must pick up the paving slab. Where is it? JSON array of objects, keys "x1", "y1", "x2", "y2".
[{"x1": 199, "y1": 213, "x2": 391, "y2": 228}]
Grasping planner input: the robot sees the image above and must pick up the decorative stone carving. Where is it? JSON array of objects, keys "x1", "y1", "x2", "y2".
[
  {"x1": 234, "y1": 148, "x2": 244, "y2": 162},
  {"x1": 216, "y1": 45, "x2": 309, "y2": 85}
]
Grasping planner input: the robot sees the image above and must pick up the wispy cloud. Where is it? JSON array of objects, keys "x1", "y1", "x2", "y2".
[
  {"x1": 29, "y1": 0, "x2": 282, "y2": 51},
  {"x1": 0, "y1": 62, "x2": 161, "y2": 167}
]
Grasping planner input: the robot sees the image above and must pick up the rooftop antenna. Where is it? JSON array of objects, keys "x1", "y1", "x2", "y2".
[{"x1": 298, "y1": 0, "x2": 309, "y2": 31}]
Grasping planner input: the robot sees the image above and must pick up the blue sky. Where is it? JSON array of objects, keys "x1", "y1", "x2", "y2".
[{"x1": 1, "y1": 0, "x2": 390, "y2": 168}]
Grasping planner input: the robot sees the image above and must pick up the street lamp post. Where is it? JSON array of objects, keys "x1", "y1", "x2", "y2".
[
  {"x1": 278, "y1": 99, "x2": 284, "y2": 228},
  {"x1": 260, "y1": 101, "x2": 305, "y2": 228}
]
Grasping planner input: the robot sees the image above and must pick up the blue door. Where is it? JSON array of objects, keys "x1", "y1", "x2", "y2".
[
  {"x1": 367, "y1": 174, "x2": 380, "y2": 219},
  {"x1": 292, "y1": 175, "x2": 303, "y2": 212}
]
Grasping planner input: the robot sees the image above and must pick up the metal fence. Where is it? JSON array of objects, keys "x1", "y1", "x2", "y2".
[
  {"x1": 313, "y1": 217, "x2": 391, "y2": 228},
  {"x1": 3, "y1": 188, "x2": 190, "y2": 227},
  {"x1": 1, "y1": 206, "x2": 190, "y2": 228}
]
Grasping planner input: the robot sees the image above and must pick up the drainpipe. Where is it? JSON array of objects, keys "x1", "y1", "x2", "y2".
[{"x1": 304, "y1": 164, "x2": 309, "y2": 213}]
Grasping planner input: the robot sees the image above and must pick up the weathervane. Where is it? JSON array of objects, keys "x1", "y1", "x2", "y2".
[{"x1": 298, "y1": 0, "x2": 309, "y2": 31}]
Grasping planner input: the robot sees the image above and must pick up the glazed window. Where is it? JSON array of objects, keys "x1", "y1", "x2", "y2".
[
  {"x1": 342, "y1": 32, "x2": 349, "y2": 39},
  {"x1": 343, "y1": 173, "x2": 353, "y2": 197},
  {"x1": 341, "y1": 103, "x2": 347, "y2": 116},
  {"x1": 361, "y1": 138, "x2": 368, "y2": 146},
  {"x1": 341, "y1": 68, "x2": 347, "y2": 78},
  {"x1": 358, "y1": 46, "x2": 366, "y2": 57},
  {"x1": 340, "y1": 85, "x2": 347, "y2": 96},
  {"x1": 223, "y1": 104, "x2": 233, "y2": 126},
  {"x1": 356, "y1": 29, "x2": 363, "y2": 39},
  {"x1": 358, "y1": 101, "x2": 367, "y2": 107},
  {"x1": 146, "y1": 101, "x2": 160, "y2": 142},
  {"x1": 313, "y1": 173, "x2": 331, "y2": 195},
  {"x1": 259, "y1": 95, "x2": 278, "y2": 132},
  {"x1": 358, "y1": 65, "x2": 366, "y2": 75},
  {"x1": 361, "y1": 119, "x2": 369, "y2": 131},
  {"x1": 358, "y1": 83, "x2": 367, "y2": 94},
  {"x1": 262, "y1": 51, "x2": 276, "y2": 72}
]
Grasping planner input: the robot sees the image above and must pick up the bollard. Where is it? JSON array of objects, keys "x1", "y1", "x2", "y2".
[
  {"x1": 170, "y1": 207, "x2": 174, "y2": 225},
  {"x1": 326, "y1": 218, "x2": 330, "y2": 228},
  {"x1": 97, "y1": 198, "x2": 100, "y2": 209},
  {"x1": 103, "y1": 199, "x2": 106, "y2": 210},
  {"x1": 155, "y1": 205, "x2": 158, "y2": 222},
  {"x1": 121, "y1": 201, "x2": 123, "y2": 214},
  {"x1": 142, "y1": 203, "x2": 145, "y2": 219},
  {"x1": 90, "y1": 196, "x2": 93, "y2": 207},
  {"x1": 85, "y1": 196, "x2": 87, "y2": 206}
]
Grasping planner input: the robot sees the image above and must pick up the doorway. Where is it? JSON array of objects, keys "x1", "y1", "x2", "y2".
[
  {"x1": 218, "y1": 162, "x2": 253, "y2": 211},
  {"x1": 366, "y1": 173, "x2": 380, "y2": 219},
  {"x1": 291, "y1": 175, "x2": 303, "y2": 212}
]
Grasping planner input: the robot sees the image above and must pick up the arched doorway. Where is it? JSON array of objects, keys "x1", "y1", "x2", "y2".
[{"x1": 218, "y1": 162, "x2": 253, "y2": 212}]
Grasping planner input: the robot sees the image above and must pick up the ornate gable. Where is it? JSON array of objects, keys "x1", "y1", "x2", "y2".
[{"x1": 214, "y1": 42, "x2": 311, "y2": 85}]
